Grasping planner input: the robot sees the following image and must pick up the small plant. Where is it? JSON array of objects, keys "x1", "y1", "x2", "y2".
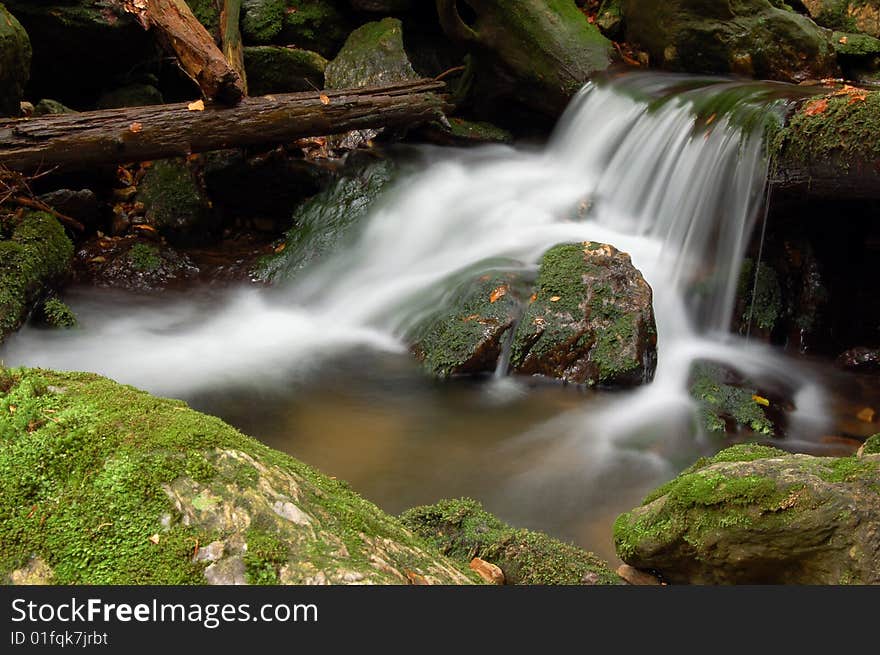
[{"x1": 41, "y1": 298, "x2": 77, "y2": 329}]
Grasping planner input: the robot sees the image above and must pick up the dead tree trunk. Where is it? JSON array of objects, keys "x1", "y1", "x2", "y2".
[
  {"x1": 221, "y1": 0, "x2": 248, "y2": 95},
  {"x1": 122, "y1": 0, "x2": 246, "y2": 104},
  {"x1": 0, "y1": 81, "x2": 447, "y2": 173}
]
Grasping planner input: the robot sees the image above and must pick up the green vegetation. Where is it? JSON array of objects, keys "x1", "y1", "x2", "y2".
[
  {"x1": 128, "y1": 243, "x2": 162, "y2": 273},
  {"x1": 689, "y1": 363, "x2": 774, "y2": 436},
  {"x1": 41, "y1": 298, "x2": 77, "y2": 329}
]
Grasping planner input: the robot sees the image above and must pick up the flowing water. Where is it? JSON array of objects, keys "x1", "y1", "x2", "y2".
[{"x1": 2, "y1": 73, "x2": 858, "y2": 561}]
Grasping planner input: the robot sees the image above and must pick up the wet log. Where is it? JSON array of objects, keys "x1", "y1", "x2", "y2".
[
  {"x1": 122, "y1": 0, "x2": 245, "y2": 104},
  {"x1": 0, "y1": 80, "x2": 447, "y2": 173},
  {"x1": 221, "y1": 0, "x2": 248, "y2": 95}
]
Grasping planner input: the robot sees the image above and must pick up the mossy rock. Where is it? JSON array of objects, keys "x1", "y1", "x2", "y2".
[
  {"x1": 832, "y1": 30, "x2": 880, "y2": 57},
  {"x1": 0, "y1": 211, "x2": 73, "y2": 343},
  {"x1": 97, "y1": 83, "x2": 164, "y2": 110},
  {"x1": 415, "y1": 117, "x2": 513, "y2": 147},
  {"x1": 0, "y1": 367, "x2": 474, "y2": 585},
  {"x1": 244, "y1": 45, "x2": 327, "y2": 95},
  {"x1": 241, "y1": 0, "x2": 352, "y2": 58},
  {"x1": 0, "y1": 3, "x2": 31, "y2": 116},
  {"x1": 32, "y1": 98, "x2": 76, "y2": 116},
  {"x1": 74, "y1": 236, "x2": 199, "y2": 293},
  {"x1": 324, "y1": 17, "x2": 418, "y2": 90},
  {"x1": 401, "y1": 498, "x2": 619, "y2": 585},
  {"x1": 622, "y1": 0, "x2": 840, "y2": 82},
  {"x1": 861, "y1": 433, "x2": 880, "y2": 455},
  {"x1": 410, "y1": 272, "x2": 526, "y2": 379},
  {"x1": 614, "y1": 444, "x2": 880, "y2": 584},
  {"x1": 803, "y1": 1, "x2": 880, "y2": 38},
  {"x1": 138, "y1": 159, "x2": 212, "y2": 242},
  {"x1": 38, "y1": 297, "x2": 77, "y2": 329},
  {"x1": 689, "y1": 363, "x2": 775, "y2": 437},
  {"x1": 510, "y1": 242, "x2": 657, "y2": 387},
  {"x1": 596, "y1": 0, "x2": 625, "y2": 40},
  {"x1": 257, "y1": 157, "x2": 395, "y2": 282},
  {"x1": 186, "y1": 0, "x2": 221, "y2": 40}
]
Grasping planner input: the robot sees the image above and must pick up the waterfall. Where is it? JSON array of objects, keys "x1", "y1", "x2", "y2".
[{"x1": 0, "y1": 73, "x2": 827, "y2": 445}]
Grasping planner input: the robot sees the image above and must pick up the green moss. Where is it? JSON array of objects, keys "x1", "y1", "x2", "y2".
[
  {"x1": 41, "y1": 298, "x2": 77, "y2": 329},
  {"x1": 324, "y1": 18, "x2": 417, "y2": 89},
  {"x1": 241, "y1": 0, "x2": 285, "y2": 44},
  {"x1": 244, "y1": 45, "x2": 327, "y2": 95},
  {"x1": 0, "y1": 211, "x2": 73, "y2": 342},
  {"x1": 738, "y1": 259, "x2": 782, "y2": 332},
  {"x1": 814, "y1": 1, "x2": 859, "y2": 32},
  {"x1": 243, "y1": 529, "x2": 288, "y2": 584},
  {"x1": 138, "y1": 159, "x2": 209, "y2": 235},
  {"x1": 689, "y1": 363, "x2": 774, "y2": 436},
  {"x1": 401, "y1": 498, "x2": 619, "y2": 585},
  {"x1": 445, "y1": 118, "x2": 512, "y2": 144},
  {"x1": 0, "y1": 368, "x2": 467, "y2": 584},
  {"x1": 863, "y1": 434, "x2": 880, "y2": 455},
  {"x1": 533, "y1": 243, "x2": 592, "y2": 315},
  {"x1": 710, "y1": 443, "x2": 788, "y2": 464},
  {"x1": 186, "y1": 0, "x2": 221, "y2": 38},
  {"x1": 0, "y1": 4, "x2": 31, "y2": 116},
  {"x1": 817, "y1": 457, "x2": 878, "y2": 483},
  {"x1": 591, "y1": 313, "x2": 639, "y2": 381},
  {"x1": 833, "y1": 31, "x2": 880, "y2": 56},
  {"x1": 128, "y1": 243, "x2": 162, "y2": 272},
  {"x1": 279, "y1": 0, "x2": 350, "y2": 57}
]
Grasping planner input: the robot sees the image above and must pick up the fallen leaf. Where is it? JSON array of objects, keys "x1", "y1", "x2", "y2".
[
  {"x1": 489, "y1": 285, "x2": 508, "y2": 303},
  {"x1": 187, "y1": 99, "x2": 205, "y2": 111},
  {"x1": 529, "y1": 293, "x2": 537, "y2": 304},
  {"x1": 133, "y1": 224, "x2": 157, "y2": 233},
  {"x1": 752, "y1": 395, "x2": 770, "y2": 407},
  {"x1": 319, "y1": 93, "x2": 331, "y2": 106},
  {"x1": 148, "y1": 533, "x2": 160, "y2": 545},
  {"x1": 839, "y1": 35, "x2": 848, "y2": 44},
  {"x1": 9, "y1": 405, "x2": 16, "y2": 414},
  {"x1": 469, "y1": 557, "x2": 505, "y2": 585},
  {"x1": 803, "y1": 98, "x2": 828, "y2": 116},
  {"x1": 463, "y1": 314, "x2": 480, "y2": 322},
  {"x1": 857, "y1": 407, "x2": 875, "y2": 423},
  {"x1": 274, "y1": 243, "x2": 286, "y2": 254},
  {"x1": 705, "y1": 113, "x2": 717, "y2": 126},
  {"x1": 89, "y1": 256, "x2": 107, "y2": 264},
  {"x1": 129, "y1": 122, "x2": 143, "y2": 133},
  {"x1": 550, "y1": 296, "x2": 562, "y2": 302}
]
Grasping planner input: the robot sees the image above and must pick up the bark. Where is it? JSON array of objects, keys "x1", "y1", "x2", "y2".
[
  {"x1": 0, "y1": 81, "x2": 447, "y2": 173},
  {"x1": 221, "y1": 0, "x2": 248, "y2": 95}
]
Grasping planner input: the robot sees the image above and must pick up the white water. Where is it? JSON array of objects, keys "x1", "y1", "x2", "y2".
[{"x1": 0, "y1": 74, "x2": 830, "y2": 450}]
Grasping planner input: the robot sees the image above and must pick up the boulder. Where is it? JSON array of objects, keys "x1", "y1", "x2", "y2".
[
  {"x1": 137, "y1": 159, "x2": 212, "y2": 244},
  {"x1": 622, "y1": 0, "x2": 840, "y2": 82},
  {"x1": 244, "y1": 45, "x2": 327, "y2": 95},
  {"x1": 324, "y1": 17, "x2": 419, "y2": 89},
  {"x1": 614, "y1": 443, "x2": 880, "y2": 584},
  {"x1": 802, "y1": 0, "x2": 880, "y2": 37},
  {"x1": 0, "y1": 368, "x2": 474, "y2": 584},
  {"x1": 689, "y1": 363, "x2": 776, "y2": 437},
  {"x1": 96, "y1": 83, "x2": 164, "y2": 110},
  {"x1": 0, "y1": 3, "x2": 30, "y2": 117},
  {"x1": 241, "y1": 0, "x2": 352, "y2": 58},
  {"x1": 74, "y1": 236, "x2": 199, "y2": 292},
  {"x1": 510, "y1": 242, "x2": 656, "y2": 387},
  {"x1": 0, "y1": 212, "x2": 72, "y2": 343},
  {"x1": 401, "y1": 498, "x2": 620, "y2": 585},
  {"x1": 436, "y1": 0, "x2": 612, "y2": 116}
]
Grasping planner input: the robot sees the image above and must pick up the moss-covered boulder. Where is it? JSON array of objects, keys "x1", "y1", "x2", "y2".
[
  {"x1": 410, "y1": 272, "x2": 526, "y2": 378},
  {"x1": 622, "y1": 0, "x2": 840, "y2": 82},
  {"x1": 74, "y1": 236, "x2": 199, "y2": 293},
  {"x1": 241, "y1": 0, "x2": 352, "y2": 58},
  {"x1": 138, "y1": 159, "x2": 212, "y2": 243},
  {"x1": 0, "y1": 3, "x2": 31, "y2": 116},
  {"x1": 510, "y1": 242, "x2": 656, "y2": 387},
  {"x1": 401, "y1": 498, "x2": 619, "y2": 585},
  {"x1": 437, "y1": 0, "x2": 612, "y2": 116},
  {"x1": 0, "y1": 368, "x2": 473, "y2": 585},
  {"x1": 96, "y1": 83, "x2": 164, "y2": 110},
  {"x1": 257, "y1": 157, "x2": 394, "y2": 282},
  {"x1": 803, "y1": 0, "x2": 880, "y2": 37},
  {"x1": 689, "y1": 363, "x2": 775, "y2": 437},
  {"x1": 324, "y1": 17, "x2": 418, "y2": 89},
  {"x1": 244, "y1": 45, "x2": 327, "y2": 95},
  {"x1": 614, "y1": 443, "x2": 880, "y2": 584},
  {"x1": 0, "y1": 212, "x2": 72, "y2": 343}
]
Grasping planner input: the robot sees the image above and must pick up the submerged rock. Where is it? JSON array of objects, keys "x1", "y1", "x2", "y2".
[
  {"x1": 622, "y1": 0, "x2": 840, "y2": 82},
  {"x1": 0, "y1": 368, "x2": 473, "y2": 584},
  {"x1": 0, "y1": 212, "x2": 73, "y2": 343},
  {"x1": 244, "y1": 46, "x2": 327, "y2": 95},
  {"x1": 74, "y1": 236, "x2": 199, "y2": 292},
  {"x1": 401, "y1": 498, "x2": 620, "y2": 585},
  {"x1": 689, "y1": 362, "x2": 776, "y2": 437},
  {"x1": 0, "y1": 3, "x2": 31, "y2": 117},
  {"x1": 837, "y1": 347, "x2": 880, "y2": 371},
  {"x1": 614, "y1": 443, "x2": 880, "y2": 584},
  {"x1": 511, "y1": 242, "x2": 656, "y2": 386}
]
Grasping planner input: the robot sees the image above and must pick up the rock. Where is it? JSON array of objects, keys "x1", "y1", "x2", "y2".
[
  {"x1": 616, "y1": 564, "x2": 662, "y2": 586},
  {"x1": 833, "y1": 30, "x2": 880, "y2": 58},
  {"x1": 859, "y1": 433, "x2": 880, "y2": 456},
  {"x1": 401, "y1": 498, "x2": 620, "y2": 585},
  {"x1": 186, "y1": 0, "x2": 221, "y2": 40},
  {"x1": 244, "y1": 46, "x2": 327, "y2": 95},
  {"x1": 38, "y1": 189, "x2": 100, "y2": 228},
  {"x1": 437, "y1": 0, "x2": 612, "y2": 116},
  {"x1": 38, "y1": 297, "x2": 77, "y2": 329},
  {"x1": 622, "y1": 0, "x2": 840, "y2": 82},
  {"x1": 74, "y1": 236, "x2": 199, "y2": 292},
  {"x1": 257, "y1": 156, "x2": 395, "y2": 282},
  {"x1": 802, "y1": 0, "x2": 880, "y2": 38},
  {"x1": 614, "y1": 443, "x2": 880, "y2": 584},
  {"x1": 97, "y1": 83, "x2": 164, "y2": 109},
  {"x1": 410, "y1": 272, "x2": 526, "y2": 379},
  {"x1": 596, "y1": 0, "x2": 625, "y2": 40},
  {"x1": 324, "y1": 17, "x2": 419, "y2": 89},
  {"x1": 511, "y1": 242, "x2": 656, "y2": 387},
  {"x1": 8, "y1": 556, "x2": 53, "y2": 585},
  {"x1": 349, "y1": 0, "x2": 413, "y2": 12},
  {"x1": 0, "y1": 4, "x2": 31, "y2": 117},
  {"x1": 0, "y1": 211, "x2": 73, "y2": 343},
  {"x1": 3, "y1": 1, "x2": 155, "y2": 108},
  {"x1": 735, "y1": 259, "x2": 782, "y2": 339},
  {"x1": 0, "y1": 368, "x2": 474, "y2": 585},
  {"x1": 241, "y1": 0, "x2": 352, "y2": 58},
  {"x1": 32, "y1": 99, "x2": 77, "y2": 116},
  {"x1": 836, "y1": 347, "x2": 880, "y2": 371},
  {"x1": 138, "y1": 159, "x2": 212, "y2": 243},
  {"x1": 414, "y1": 117, "x2": 513, "y2": 147},
  {"x1": 469, "y1": 557, "x2": 505, "y2": 585},
  {"x1": 689, "y1": 362, "x2": 776, "y2": 437}
]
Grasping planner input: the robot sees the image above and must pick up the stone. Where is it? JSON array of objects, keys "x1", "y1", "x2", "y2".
[
  {"x1": 241, "y1": 0, "x2": 352, "y2": 58},
  {"x1": 244, "y1": 46, "x2": 327, "y2": 95},
  {"x1": 324, "y1": 17, "x2": 419, "y2": 89},
  {"x1": 616, "y1": 564, "x2": 662, "y2": 586},
  {"x1": 73, "y1": 236, "x2": 199, "y2": 292},
  {"x1": 511, "y1": 242, "x2": 657, "y2": 387},
  {"x1": 8, "y1": 557, "x2": 53, "y2": 585},
  {"x1": 204, "y1": 556, "x2": 248, "y2": 585},
  {"x1": 802, "y1": 1, "x2": 880, "y2": 38},
  {"x1": 614, "y1": 443, "x2": 880, "y2": 584},
  {"x1": 138, "y1": 159, "x2": 212, "y2": 243},
  {"x1": 97, "y1": 83, "x2": 164, "y2": 110},
  {"x1": 470, "y1": 557, "x2": 505, "y2": 585},
  {"x1": 0, "y1": 4, "x2": 31, "y2": 117}
]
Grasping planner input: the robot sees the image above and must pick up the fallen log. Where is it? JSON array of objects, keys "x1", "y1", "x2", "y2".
[
  {"x1": 0, "y1": 80, "x2": 447, "y2": 173},
  {"x1": 122, "y1": 0, "x2": 245, "y2": 104}
]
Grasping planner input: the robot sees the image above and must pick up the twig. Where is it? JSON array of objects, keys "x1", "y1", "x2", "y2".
[
  {"x1": 11, "y1": 196, "x2": 85, "y2": 231},
  {"x1": 434, "y1": 65, "x2": 466, "y2": 82}
]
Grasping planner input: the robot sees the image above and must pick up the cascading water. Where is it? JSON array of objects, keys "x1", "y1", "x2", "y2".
[{"x1": 0, "y1": 74, "x2": 833, "y2": 553}]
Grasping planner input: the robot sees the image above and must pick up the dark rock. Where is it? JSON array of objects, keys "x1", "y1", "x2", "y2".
[
  {"x1": 837, "y1": 347, "x2": 880, "y2": 371},
  {"x1": 622, "y1": 0, "x2": 840, "y2": 82},
  {"x1": 241, "y1": 0, "x2": 352, "y2": 58},
  {"x1": 97, "y1": 83, "x2": 164, "y2": 110},
  {"x1": 410, "y1": 272, "x2": 526, "y2": 379},
  {"x1": 38, "y1": 189, "x2": 101, "y2": 229},
  {"x1": 244, "y1": 46, "x2": 327, "y2": 95},
  {"x1": 324, "y1": 17, "x2": 419, "y2": 89},
  {"x1": 401, "y1": 498, "x2": 620, "y2": 585},
  {"x1": 138, "y1": 159, "x2": 212, "y2": 244},
  {"x1": 802, "y1": 0, "x2": 880, "y2": 38},
  {"x1": 511, "y1": 242, "x2": 656, "y2": 387},
  {"x1": 349, "y1": 0, "x2": 413, "y2": 12},
  {"x1": 32, "y1": 98, "x2": 77, "y2": 116},
  {"x1": 0, "y1": 4, "x2": 31, "y2": 117},
  {"x1": 615, "y1": 443, "x2": 880, "y2": 584},
  {"x1": 413, "y1": 117, "x2": 513, "y2": 147},
  {"x1": 74, "y1": 236, "x2": 199, "y2": 292},
  {"x1": 596, "y1": 0, "x2": 625, "y2": 40}
]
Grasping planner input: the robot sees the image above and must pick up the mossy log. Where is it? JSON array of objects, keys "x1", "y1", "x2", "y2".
[{"x1": 0, "y1": 80, "x2": 446, "y2": 173}]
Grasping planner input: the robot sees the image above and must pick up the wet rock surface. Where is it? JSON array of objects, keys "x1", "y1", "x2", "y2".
[
  {"x1": 74, "y1": 236, "x2": 199, "y2": 292},
  {"x1": 0, "y1": 3, "x2": 31, "y2": 117}
]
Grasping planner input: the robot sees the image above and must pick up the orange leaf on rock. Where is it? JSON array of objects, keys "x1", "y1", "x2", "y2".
[
  {"x1": 489, "y1": 285, "x2": 508, "y2": 303},
  {"x1": 803, "y1": 98, "x2": 828, "y2": 116},
  {"x1": 550, "y1": 296, "x2": 561, "y2": 302}
]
